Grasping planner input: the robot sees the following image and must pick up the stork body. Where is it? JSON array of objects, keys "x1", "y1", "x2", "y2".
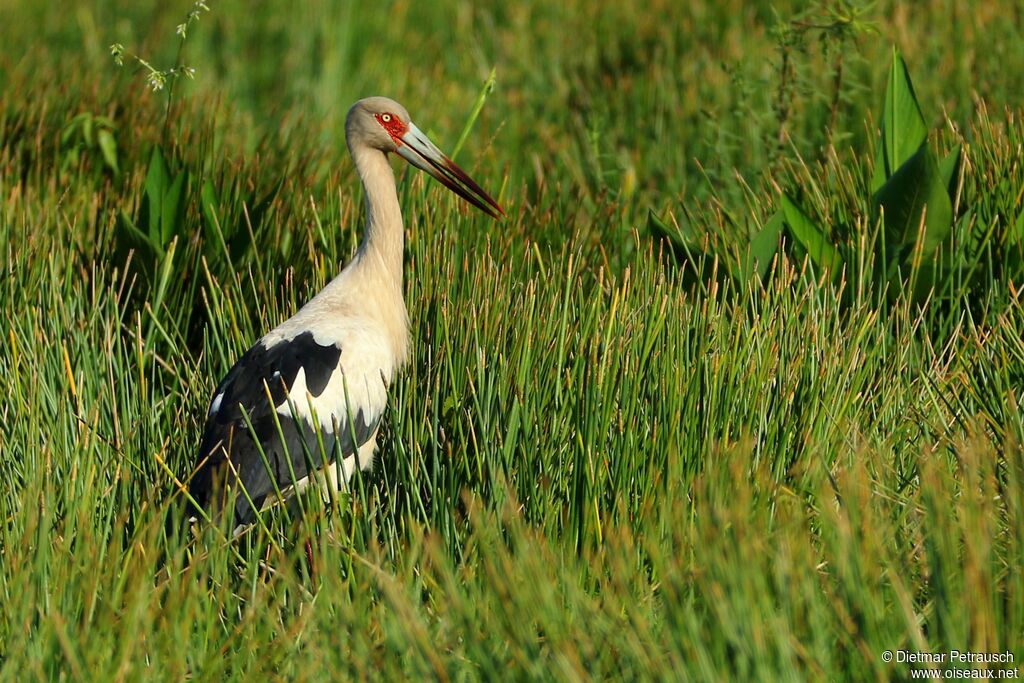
[{"x1": 190, "y1": 97, "x2": 503, "y2": 529}]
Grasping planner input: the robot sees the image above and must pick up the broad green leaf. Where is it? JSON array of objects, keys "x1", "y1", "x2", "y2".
[
  {"x1": 872, "y1": 48, "x2": 928, "y2": 192},
  {"x1": 647, "y1": 210, "x2": 696, "y2": 248},
  {"x1": 115, "y1": 211, "x2": 161, "y2": 259},
  {"x1": 160, "y1": 170, "x2": 188, "y2": 247},
  {"x1": 908, "y1": 261, "x2": 942, "y2": 304},
  {"x1": 780, "y1": 194, "x2": 843, "y2": 274},
  {"x1": 142, "y1": 146, "x2": 169, "y2": 240},
  {"x1": 938, "y1": 144, "x2": 962, "y2": 201},
  {"x1": 648, "y1": 208, "x2": 697, "y2": 261},
  {"x1": 648, "y1": 209, "x2": 719, "y2": 288},
  {"x1": 201, "y1": 179, "x2": 220, "y2": 233},
  {"x1": 871, "y1": 141, "x2": 886, "y2": 195},
  {"x1": 872, "y1": 143, "x2": 953, "y2": 260},
  {"x1": 648, "y1": 209, "x2": 678, "y2": 244},
  {"x1": 743, "y1": 209, "x2": 783, "y2": 280}
]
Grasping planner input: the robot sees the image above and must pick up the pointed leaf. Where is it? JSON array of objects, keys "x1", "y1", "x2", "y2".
[
  {"x1": 871, "y1": 140, "x2": 887, "y2": 195},
  {"x1": 160, "y1": 170, "x2": 188, "y2": 247},
  {"x1": 142, "y1": 146, "x2": 170, "y2": 239},
  {"x1": 647, "y1": 209, "x2": 718, "y2": 287},
  {"x1": 648, "y1": 209, "x2": 678, "y2": 244},
  {"x1": 116, "y1": 211, "x2": 161, "y2": 259},
  {"x1": 872, "y1": 143, "x2": 953, "y2": 260},
  {"x1": 201, "y1": 179, "x2": 220, "y2": 232},
  {"x1": 780, "y1": 194, "x2": 843, "y2": 273},
  {"x1": 872, "y1": 49, "x2": 928, "y2": 191},
  {"x1": 648, "y1": 208, "x2": 699, "y2": 259},
  {"x1": 744, "y1": 210, "x2": 783, "y2": 280},
  {"x1": 938, "y1": 143, "x2": 962, "y2": 201},
  {"x1": 908, "y1": 261, "x2": 942, "y2": 304}
]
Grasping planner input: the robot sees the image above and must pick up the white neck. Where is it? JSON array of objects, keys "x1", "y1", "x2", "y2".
[
  {"x1": 351, "y1": 144, "x2": 404, "y2": 288},
  {"x1": 298, "y1": 141, "x2": 410, "y2": 365}
]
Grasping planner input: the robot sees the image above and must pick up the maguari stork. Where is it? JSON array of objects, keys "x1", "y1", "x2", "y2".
[{"x1": 188, "y1": 97, "x2": 504, "y2": 531}]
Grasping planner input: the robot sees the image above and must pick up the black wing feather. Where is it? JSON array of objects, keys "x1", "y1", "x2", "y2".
[{"x1": 189, "y1": 331, "x2": 378, "y2": 527}]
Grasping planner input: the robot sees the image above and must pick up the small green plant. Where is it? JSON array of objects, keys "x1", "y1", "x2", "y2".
[
  {"x1": 867, "y1": 50, "x2": 962, "y2": 302},
  {"x1": 772, "y1": 49, "x2": 985, "y2": 313},
  {"x1": 114, "y1": 145, "x2": 189, "y2": 305},
  {"x1": 109, "y1": 2, "x2": 211, "y2": 305},
  {"x1": 654, "y1": 47, "x2": 1022, "y2": 332}
]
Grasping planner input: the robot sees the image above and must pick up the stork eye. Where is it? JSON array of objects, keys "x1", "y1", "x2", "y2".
[{"x1": 381, "y1": 113, "x2": 392, "y2": 123}]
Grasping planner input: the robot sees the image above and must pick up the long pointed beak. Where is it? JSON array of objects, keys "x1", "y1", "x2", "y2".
[{"x1": 395, "y1": 122, "x2": 505, "y2": 220}]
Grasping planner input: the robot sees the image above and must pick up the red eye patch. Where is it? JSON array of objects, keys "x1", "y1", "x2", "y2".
[{"x1": 375, "y1": 113, "x2": 408, "y2": 142}]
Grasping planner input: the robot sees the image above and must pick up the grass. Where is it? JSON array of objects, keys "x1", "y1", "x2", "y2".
[{"x1": 1, "y1": 0, "x2": 1023, "y2": 679}]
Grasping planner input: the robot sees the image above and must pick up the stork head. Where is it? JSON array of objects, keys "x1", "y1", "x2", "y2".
[{"x1": 346, "y1": 96, "x2": 505, "y2": 219}]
